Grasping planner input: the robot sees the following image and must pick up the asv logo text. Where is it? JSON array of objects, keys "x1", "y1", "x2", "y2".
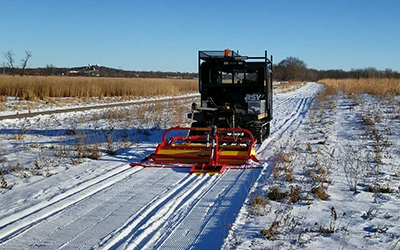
[{"x1": 245, "y1": 93, "x2": 262, "y2": 101}]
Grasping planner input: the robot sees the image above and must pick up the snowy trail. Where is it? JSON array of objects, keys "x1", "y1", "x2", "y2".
[
  {"x1": 0, "y1": 164, "x2": 142, "y2": 244},
  {"x1": 0, "y1": 83, "x2": 322, "y2": 250},
  {"x1": 0, "y1": 167, "x2": 188, "y2": 249},
  {"x1": 258, "y1": 84, "x2": 321, "y2": 155}
]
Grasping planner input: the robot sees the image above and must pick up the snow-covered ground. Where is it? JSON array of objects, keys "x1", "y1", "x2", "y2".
[
  {"x1": 224, "y1": 87, "x2": 400, "y2": 249},
  {"x1": 0, "y1": 93, "x2": 200, "y2": 117},
  {"x1": 0, "y1": 83, "x2": 399, "y2": 249}
]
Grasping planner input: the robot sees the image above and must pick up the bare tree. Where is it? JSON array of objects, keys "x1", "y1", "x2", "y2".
[
  {"x1": 46, "y1": 64, "x2": 56, "y2": 76},
  {"x1": 20, "y1": 50, "x2": 32, "y2": 76},
  {"x1": 4, "y1": 50, "x2": 15, "y2": 76}
]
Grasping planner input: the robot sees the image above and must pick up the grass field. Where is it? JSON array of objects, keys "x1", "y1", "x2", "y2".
[
  {"x1": 0, "y1": 75, "x2": 198, "y2": 101},
  {"x1": 319, "y1": 78, "x2": 400, "y2": 96}
]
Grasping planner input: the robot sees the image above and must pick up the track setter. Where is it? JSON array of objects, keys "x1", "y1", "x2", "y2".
[{"x1": 131, "y1": 49, "x2": 273, "y2": 174}]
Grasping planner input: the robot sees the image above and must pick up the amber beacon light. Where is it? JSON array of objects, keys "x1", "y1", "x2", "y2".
[{"x1": 224, "y1": 49, "x2": 231, "y2": 57}]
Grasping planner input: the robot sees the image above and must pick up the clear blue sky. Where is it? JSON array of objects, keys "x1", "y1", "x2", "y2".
[{"x1": 1, "y1": 0, "x2": 399, "y2": 72}]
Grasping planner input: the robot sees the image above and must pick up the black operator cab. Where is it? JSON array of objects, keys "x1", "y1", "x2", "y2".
[{"x1": 190, "y1": 49, "x2": 273, "y2": 142}]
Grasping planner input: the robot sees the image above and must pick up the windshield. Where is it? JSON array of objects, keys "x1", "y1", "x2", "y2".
[{"x1": 208, "y1": 68, "x2": 259, "y2": 85}]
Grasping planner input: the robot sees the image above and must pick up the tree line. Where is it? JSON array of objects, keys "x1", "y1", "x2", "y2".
[
  {"x1": 274, "y1": 56, "x2": 400, "y2": 81},
  {"x1": 3, "y1": 49, "x2": 399, "y2": 80},
  {"x1": 1, "y1": 50, "x2": 196, "y2": 78}
]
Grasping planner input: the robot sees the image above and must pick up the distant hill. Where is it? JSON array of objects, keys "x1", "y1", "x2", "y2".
[{"x1": 5, "y1": 65, "x2": 197, "y2": 79}]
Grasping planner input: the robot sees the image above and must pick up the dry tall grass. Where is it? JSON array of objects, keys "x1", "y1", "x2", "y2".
[
  {"x1": 274, "y1": 81, "x2": 304, "y2": 92},
  {"x1": 320, "y1": 78, "x2": 400, "y2": 96},
  {"x1": 0, "y1": 75, "x2": 198, "y2": 100}
]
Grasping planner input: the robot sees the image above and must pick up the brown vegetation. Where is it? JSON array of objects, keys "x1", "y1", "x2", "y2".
[
  {"x1": 288, "y1": 185, "x2": 302, "y2": 203},
  {"x1": 0, "y1": 75, "x2": 198, "y2": 100},
  {"x1": 274, "y1": 81, "x2": 304, "y2": 92},
  {"x1": 311, "y1": 185, "x2": 328, "y2": 200},
  {"x1": 249, "y1": 193, "x2": 268, "y2": 216},
  {"x1": 260, "y1": 221, "x2": 280, "y2": 240},
  {"x1": 0, "y1": 171, "x2": 8, "y2": 189},
  {"x1": 320, "y1": 78, "x2": 400, "y2": 96},
  {"x1": 267, "y1": 185, "x2": 288, "y2": 201}
]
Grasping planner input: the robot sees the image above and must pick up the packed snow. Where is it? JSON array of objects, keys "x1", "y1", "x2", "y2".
[{"x1": 0, "y1": 83, "x2": 399, "y2": 249}]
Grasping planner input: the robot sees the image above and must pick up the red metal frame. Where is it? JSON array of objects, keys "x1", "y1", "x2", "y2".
[{"x1": 130, "y1": 126, "x2": 259, "y2": 174}]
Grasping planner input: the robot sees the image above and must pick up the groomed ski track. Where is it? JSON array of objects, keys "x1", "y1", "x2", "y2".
[{"x1": 0, "y1": 82, "x2": 323, "y2": 250}]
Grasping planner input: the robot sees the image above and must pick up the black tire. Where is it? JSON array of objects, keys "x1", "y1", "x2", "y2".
[{"x1": 248, "y1": 122, "x2": 270, "y2": 143}]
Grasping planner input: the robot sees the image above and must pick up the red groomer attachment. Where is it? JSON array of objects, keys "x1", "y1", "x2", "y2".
[{"x1": 130, "y1": 126, "x2": 259, "y2": 174}]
